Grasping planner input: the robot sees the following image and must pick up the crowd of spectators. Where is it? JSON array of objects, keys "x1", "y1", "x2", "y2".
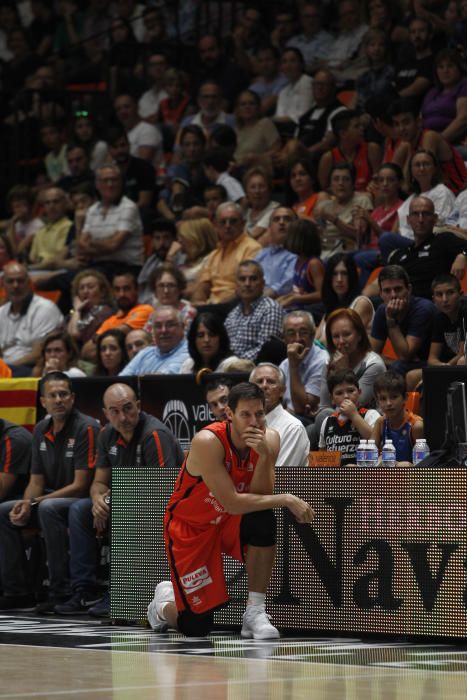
[{"x1": 0, "y1": 0, "x2": 467, "y2": 616}]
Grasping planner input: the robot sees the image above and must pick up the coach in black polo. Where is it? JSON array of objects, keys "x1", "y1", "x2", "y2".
[
  {"x1": 0, "y1": 372, "x2": 99, "y2": 613},
  {"x1": 0, "y1": 419, "x2": 32, "y2": 502},
  {"x1": 55, "y1": 382, "x2": 184, "y2": 617}
]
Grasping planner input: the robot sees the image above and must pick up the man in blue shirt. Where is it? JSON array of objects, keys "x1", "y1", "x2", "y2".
[
  {"x1": 255, "y1": 206, "x2": 297, "y2": 298},
  {"x1": 370, "y1": 265, "x2": 437, "y2": 375},
  {"x1": 119, "y1": 306, "x2": 189, "y2": 375}
]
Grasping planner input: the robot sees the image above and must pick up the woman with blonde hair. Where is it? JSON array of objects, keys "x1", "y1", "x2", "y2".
[
  {"x1": 67, "y1": 269, "x2": 114, "y2": 347},
  {"x1": 173, "y1": 218, "x2": 217, "y2": 298}
]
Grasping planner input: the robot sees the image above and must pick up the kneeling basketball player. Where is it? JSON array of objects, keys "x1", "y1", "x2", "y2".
[{"x1": 147, "y1": 382, "x2": 315, "y2": 639}]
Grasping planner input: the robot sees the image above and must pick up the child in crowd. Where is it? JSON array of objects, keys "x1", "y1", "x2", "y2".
[
  {"x1": 318, "y1": 110, "x2": 381, "y2": 192},
  {"x1": 355, "y1": 29, "x2": 396, "y2": 113},
  {"x1": 39, "y1": 121, "x2": 69, "y2": 183},
  {"x1": 278, "y1": 218, "x2": 324, "y2": 311},
  {"x1": 371, "y1": 371, "x2": 424, "y2": 464},
  {"x1": 319, "y1": 369, "x2": 380, "y2": 465},
  {"x1": 429, "y1": 274, "x2": 467, "y2": 366},
  {"x1": 203, "y1": 148, "x2": 246, "y2": 206}
]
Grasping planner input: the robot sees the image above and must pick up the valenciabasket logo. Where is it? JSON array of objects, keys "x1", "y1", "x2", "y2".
[{"x1": 162, "y1": 399, "x2": 191, "y2": 451}]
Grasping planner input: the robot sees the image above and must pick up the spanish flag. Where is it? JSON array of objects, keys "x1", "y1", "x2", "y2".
[{"x1": 0, "y1": 378, "x2": 39, "y2": 432}]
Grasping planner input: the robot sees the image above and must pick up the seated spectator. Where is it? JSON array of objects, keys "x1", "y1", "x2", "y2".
[
  {"x1": 40, "y1": 121, "x2": 68, "y2": 183},
  {"x1": 371, "y1": 370, "x2": 424, "y2": 464},
  {"x1": 234, "y1": 90, "x2": 281, "y2": 169},
  {"x1": 179, "y1": 80, "x2": 236, "y2": 140},
  {"x1": 315, "y1": 253, "x2": 375, "y2": 343},
  {"x1": 179, "y1": 311, "x2": 239, "y2": 374},
  {"x1": 278, "y1": 219, "x2": 325, "y2": 311},
  {"x1": 1, "y1": 185, "x2": 43, "y2": 258},
  {"x1": 125, "y1": 328, "x2": 152, "y2": 360},
  {"x1": 119, "y1": 306, "x2": 189, "y2": 375},
  {"x1": 28, "y1": 187, "x2": 71, "y2": 270},
  {"x1": 57, "y1": 144, "x2": 95, "y2": 194},
  {"x1": 193, "y1": 202, "x2": 261, "y2": 305},
  {"x1": 391, "y1": 97, "x2": 467, "y2": 194},
  {"x1": 95, "y1": 329, "x2": 129, "y2": 376},
  {"x1": 32, "y1": 330, "x2": 86, "y2": 378},
  {"x1": 158, "y1": 68, "x2": 190, "y2": 133},
  {"x1": 114, "y1": 93, "x2": 163, "y2": 167},
  {"x1": 322, "y1": 308, "x2": 386, "y2": 408},
  {"x1": 243, "y1": 167, "x2": 279, "y2": 241},
  {"x1": 389, "y1": 196, "x2": 466, "y2": 299},
  {"x1": 0, "y1": 234, "x2": 14, "y2": 284},
  {"x1": 421, "y1": 48, "x2": 467, "y2": 151},
  {"x1": 393, "y1": 17, "x2": 433, "y2": 102},
  {"x1": 318, "y1": 110, "x2": 381, "y2": 192},
  {"x1": 0, "y1": 418, "x2": 31, "y2": 503},
  {"x1": 314, "y1": 162, "x2": 373, "y2": 258},
  {"x1": 94, "y1": 272, "x2": 153, "y2": 338},
  {"x1": 109, "y1": 17, "x2": 141, "y2": 95},
  {"x1": 274, "y1": 47, "x2": 313, "y2": 128},
  {"x1": 446, "y1": 188, "x2": 467, "y2": 233},
  {"x1": 319, "y1": 0, "x2": 369, "y2": 83},
  {"x1": 291, "y1": 70, "x2": 346, "y2": 164},
  {"x1": 138, "y1": 218, "x2": 180, "y2": 304},
  {"x1": 286, "y1": 1, "x2": 333, "y2": 73},
  {"x1": 355, "y1": 29, "x2": 396, "y2": 113},
  {"x1": 209, "y1": 124, "x2": 238, "y2": 158},
  {"x1": 203, "y1": 148, "x2": 246, "y2": 206},
  {"x1": 248, "y1": 45, "x2": 288, "y2": 116},
  {"x1": 0, "y1": 263, "x2": 63, "y2": 374},
  {"x1": 72, "y1": 110, "x2": 108, "y2": 171},
  {"x1": 370, "y1": 264, "x2": 437, "y2": 375},
  {"x1": 280, "y1": 310, "x2": 329, "y2": 416},
  {"x1": 225, "y1": 4, "x2": 268, "y2": 74},
  {"x1": 286, "y1": 156, "x2": 328, "y2": 220},
  {"x1": 174, "y1": 218, "x2": 218, "y2": 298},
  {"x1": 78, "y1": 164, "x2": 144, "y2": 280},
  {"x1": 224, "y1": 261, "x2": 284, "y2": 362},
  {"x1": 139, "y1": 7, "x2": 176, "y2": 63},
  {"x1": 255, "y1": 206, "x2": 297, "y2": 298},
  {"x1": 363, "y1": 0, "x2": 408, "y2": 47},
  {"x1": 270, "y1": 8, "x2": 297, "y2": 53},
  {"x1": 191, "y1": 34, "x2": 249, "y2": 110},
  {"x1": 204, "y1": 376, "x2": 232, "y2": 421},
  {"x1": 319, "y1": 369, "x2": 380, "y2": 465},
  {"x1": 396, "y1": 150, "x2": 456, "y2": 240},
  {"x1": 67, "y1": 269, "x2": 114, "y2": 348},
  {"x1": 429, "y1": 273, "x2": 467, "y2": 366},
  {"x1": 144, "y1": 264, "x2": 197, "y2": 334},
  {"x1": 352, "y1": 163, "x2": 405, "y2": 282},
  {"x1": 250, "y1": 363, "x2": 310, "y2": 467},
  {"x1": 137, "y1": 52, "x2": 169, "y2": 124},
  {"x1": 0, "y1": 372, "x2": 99, "y2": 613},
  {"x1": 104, "y1": 127, "x2": 155, "y2": 212}
]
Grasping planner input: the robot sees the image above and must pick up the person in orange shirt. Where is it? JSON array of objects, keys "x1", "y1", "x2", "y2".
[{"x1": 81, "y1": 272, "x2": 153, "y2": 362}]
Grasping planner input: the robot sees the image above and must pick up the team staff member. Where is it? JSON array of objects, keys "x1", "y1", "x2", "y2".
[
  {"x1": 148, "y1": 382, "x2": 314, "y2": 639},
  {"x1": 0, "y1": 419, "x2": 32, "y2": 502},
  {"x1": 0, "y1": 372, "x2": 99, "y2": 613},
  {"x1": 56, "y1": 383, "x2": 184, "y2": 616}
]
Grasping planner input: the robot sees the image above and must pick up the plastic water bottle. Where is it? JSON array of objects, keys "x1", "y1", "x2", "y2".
[
  {"x1": 367, "y1": 439, "x2": 379, "y2": 467},
  {"x1": 412, "y1": 439, "x2": 430, "y2": 465},
  {"x1": 356, "y1": 439, "x2": 367, "y2": 467},
  {"x1": 381, "y1": 439, "x2": 396, "y2": 468}
]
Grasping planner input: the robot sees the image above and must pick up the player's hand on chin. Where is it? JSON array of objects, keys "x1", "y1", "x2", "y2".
[
  {"x1": 242, "y1": 426, "x2": 268, "y2": 454},
  {"x1": 285, "y1": 494, "x2": 315, "y2": 523}
]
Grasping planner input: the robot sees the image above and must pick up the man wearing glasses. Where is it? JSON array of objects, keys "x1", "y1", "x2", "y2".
[
  {"x1": 193, "y1": 202, "x2": 261, "y2": 306},
  {"x1": 279, "y1": 311, "x2": 329, "y2": 416},
  {"x1": 119, "y1": 305, "x2": 189, "y2": 375},
  {"x1": 0, "y1": 372, "x2": 99, "y2": 613}
]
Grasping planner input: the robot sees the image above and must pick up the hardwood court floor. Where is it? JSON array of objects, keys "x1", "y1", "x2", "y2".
[{"x1": 0, "y1": 614, "x2": 466, "y2": 699}]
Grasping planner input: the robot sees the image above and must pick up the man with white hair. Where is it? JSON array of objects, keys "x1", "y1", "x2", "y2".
[
  {"x1": 193, "y1": 202, "x2": 262, "y2": 305},
  {"x1": 280, "y1": 310, "x2": 329, "y2": 416},
  {"x1": 250, "y1": 363, "x2": 309, "y2": 466}
]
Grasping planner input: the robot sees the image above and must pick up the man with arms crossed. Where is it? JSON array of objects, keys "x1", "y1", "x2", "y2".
[{"x1": 148, "y1": 382, "x2": 314, "y2": 639}]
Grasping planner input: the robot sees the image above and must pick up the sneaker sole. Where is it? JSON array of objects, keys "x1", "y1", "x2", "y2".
[{"x1": 241, "y1": 627, "x2": 280, "y2": 640}]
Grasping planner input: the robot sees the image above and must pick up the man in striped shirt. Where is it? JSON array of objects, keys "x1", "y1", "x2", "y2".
[{"x1": 55, "y1": 382, "x2": 183, "y2": 617}]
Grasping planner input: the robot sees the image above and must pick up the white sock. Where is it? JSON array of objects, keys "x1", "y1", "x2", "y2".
[{"x1": 247, "y1": 591, "x2": 266, "y2": 607}]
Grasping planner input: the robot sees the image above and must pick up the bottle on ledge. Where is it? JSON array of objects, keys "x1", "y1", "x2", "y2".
[
  {"x1": 412, "y1": 439, "x2": 430, "y2": 465},
  {"x1": 367, "y1": 439, "x2": 379, "y2": 467},
  {"x1": 381, "y1": 439, "x2": 396, "y2": 468}
]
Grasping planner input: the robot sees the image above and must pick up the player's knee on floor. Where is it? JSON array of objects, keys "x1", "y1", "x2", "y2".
[
  {"x1": 241, "y1": 510, "x2": 276, "y2": 547},
  {"x1": 177, "y1": 609, "x2": 214, "y2": 637}
]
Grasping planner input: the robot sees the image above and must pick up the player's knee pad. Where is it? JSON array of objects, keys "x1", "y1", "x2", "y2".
[
  {"x1": 241, "y1": 510, "x2": 277, "y2": 547},
  {"x1": 177, "y1": 609, "x2": 214, "y2": 637}
]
